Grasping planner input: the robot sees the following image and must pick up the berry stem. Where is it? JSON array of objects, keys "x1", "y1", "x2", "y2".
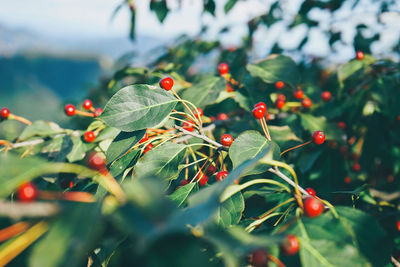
[
  {"x1": 280, "y1": 140, "x2": 312, "y2": 156},
  {"x1": 74, "y1": 110, "x2": 95, "y2": 117},
  {"x1": 8, "y1": 114, "x2": 32, "y2": 125},
  {"x1": 267, "y1": 254, "x2": 287, "y2": 267},
  {"x1": 0, "y1": 222, "x2": 30, "y2": 243},
  {"x1": 170, "y1": 89, "x2": 202, "y2": 129},
  {"x1": 261, "y1": 117, "x2": 272, "y2": 141},
  {"x1": 285, "y1": 102, "x2": 302, "y2": 107}
]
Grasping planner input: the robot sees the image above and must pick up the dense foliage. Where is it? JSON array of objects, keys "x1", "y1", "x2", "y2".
[{"x1": 0, "y1": 1, "x2": 400, "y2": 266}]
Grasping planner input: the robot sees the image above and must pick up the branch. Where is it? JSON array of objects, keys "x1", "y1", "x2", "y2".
[
  {"x1": 268, "y1": 167, "x2": 310, "y2": 196},
  {"x1": 0, "y1": 201, "x2": 59, "y2": 219},
  {"x1": 369, "y1": 188, "x2": 400, "y2": 202},
  {"x1": 174, "y1": 125, "x2": 228, "y2": 151}
]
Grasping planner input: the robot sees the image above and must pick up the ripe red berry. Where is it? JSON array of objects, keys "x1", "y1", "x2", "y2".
[
  {"x1": 159, "y1": 77, "x2": 174, "y2": 91},
  {"x1": 64, "y1": 104, "x2": 76, "y2": 116},
  {"x1": 216, "y1": 170, "x2": 229, "y2": 181},
  {"x1": 180, "y1": 179, "x2": 189, "y2": 186},
  {"x1": 217, "y1": 113, "x2": 229, "y2": 121},
  {"x1": 281, "y1": 234, "x2": 300, "y2": 256},
  {"x1": 144, "y1": 143, "x2": 154, "y2": 154},
  {"x1": 302, "y1": 98, "x2": 312, "y2": 108},
  {"x1": 254, "y1": 102, "x2": 267, "y2": 113},
  {"x1": 182, "y1": 121, "x2": 195, "y2": 132},
  {"x1": 218, "y1": 62, "x2": 229, "y2": 76},
  {"x1": 305, "y1": 188, "x2": 316, "y2": 196},
  {"x1": 275, "y1": 81, "x2": 285, "y2": 90},
  {"x1": 249, "y1": 249, "x2": 268, "y2": 267},
  {"x1": 294, "y1": 89, "x2": 304, "y2": 99},
  {"x1": 199, "y1": 174, "x2": 208, "y2": 187},
  {"x1": 352, "y1": 162, "x2": 361, "y2": 172},
  {"x1": 396, "y1": 220, "x2": 400, "y2": 231},
  {"x1": 321, "y1": 91, "x2": 332, "y2": 102},
  {"x1": 221, "y1": 134, "x2": 233, "y2": 147},
  {"x1": 193, "y1": 107, "x2": 203, "y2": 118},
  {"x1": 83, "y1": 131, "x2": 96, "y2": 143},
  {"x1": 139, "y1": 132, "x2": 149, "y2": 144},
  {"x1": 304, "y1": 197, "x2": 324, "y2": 218},
  {"x1": 276, "y1": 99, "x2": 285, "y2": 110},
  {"x1": 205, "y1": 164, "x2": 216, "y2": 176},
  {"x1": 0, "y1": 107, "x2": 10, "y2": 119},
  {"x1": 312, "y1": 130, "x2": 325, "y2": 145},
  {"x1": 252, "y1": 106, "x2": 266, "y2": 119},
  {"x1": 82, "y1": 99, "x2": 93, "y2": 110},
  {"x1": 93, "y1": 108, "x2": 103, "y2": 117},
  {"x1": 356, "y1": 51, "x2": 364, "y2": 60},
  {"x1": 337, "y1": 121, "x2": 346, "y2": 130},
  {"x1": 277, "y1": 94, "x2": 286, "y2": 101},
  {"x1": 17, "y1": 182, "x2": 38, "y2": 202},
  {"x1": 344, "y1": 176, "x2": 351, "y2": 184},
  {"x1": 88, "y1": 152, "x2": 106, "y2": 172}
]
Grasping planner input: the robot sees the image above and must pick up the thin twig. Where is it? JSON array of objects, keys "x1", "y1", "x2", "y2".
[
  {"x1": 174, "y1": 125, "x2": 227, "y2": 151},
  {"x1": 0, "y1": 201, "x2": 59, "y2": 219},
  {"x1": 268, "y1": 167, "x2": 310, "y2": 196}
]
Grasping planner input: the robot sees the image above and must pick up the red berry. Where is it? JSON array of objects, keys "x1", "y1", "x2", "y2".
[
  {"x1": 254, "y1": 102, "x2": 267, "y2": 113},
  {"x1": 88, "y1": 152, "x2": 106, "y2": 172},
  {"x1": 64, "y1": 104, "x2": 76, "y2": 116},
  {"x1": 305, "y1": 188, "x2": 316, "y2": 196},
  {"x1": 356, "y1": 51, "x2": 364, "y2": 60},
  {"x1": 304, "y1": 197, "x2": 324, "y2": 218},
  {"x1": 180, "y1": 179, "x2": 189, "y2": 186},
  {"x1": 294, "y1": 89, "x2": 304, "y2": 99},
  {"x1": 352, "y1": 162, "x2": 361, "y2": 172},
  {"x1": 337, "y1": 121, "x2": 346, "y2": 130},
  {"x1": 276, "y1": 99, "x2": 285, "y2": 110},
  {"x1": 205, "y1": 164, "x2": 216, "y2": 176},
  {"x1": 344, "y1": 176, "x2": 351, "y2": 184},
  {"x1": 281, "y1": 234, "x2": 300, "y2": 256},
  {"x1": 210, "y1": 116, "x2": 216, "y2": 122},
  {"x1": 249, "y1": 249, "x2": 268, "y2": 267},
  {"x1": 339, "y1": 146, "x2": 348, "y2": 156},
  {"x1": 159, "y1": 77, "x2": 174, "y2": 91},
  {"x1": 93, "y1": 108, "x2": 103, "y2": 117},
  {"x1": 218, "y1": 62, "x2": 229, "y2": 76},
  {"x1": 312, "y1": 130, "x2": 325, "y2": 145},
  {"x1": 396, "y1": 220, "x2": 400, "y2": 231},
  {"x1": 216, "y1": 170, "x2": 229, "y2": 181},
  {"x1": 82, "y1": 99, "x2": 93, "y2": 110},
  {"x1": 277, "y1": 94, "x2": 286, "y2": 101},
  {"x1": 252, "y1": 106, "x2": 266, "y2": 119},
  {"x1": 321, "y1": 91, "x2": 332, "y2": 102},
  {"x1": 17, "y1": 182, "x2": 38, "y2": 202},
  {"x1": 199, "y1": 174, "x2": 208, "y2": 187},
  {"x1": 144, "y1": 143, "x2": 154, "y2": 154},
  {"x1": 217, "y1": 113, "x2": 228, "y2": 121},
  {"x1": 139, "y1": 132, "x2": 149, "y2": 144},
  {"x1": 302, "y1": 98, "x2": 312, "y2": 108},
  {"x1": 193, "y1": 107, "x2": 203, "y2": 118},
  {"x1": 83, "y1": 131, "x2": 96, "y2": 143},
  {"x1": 0, "y1": 107, "x2": 10, "y2": 119},
  {"x1": 182, "y1": 121, "x2": 195, "y2": 132},
  {"x1": 221, "y1": 134, "x2": 233, "y2": 147},
  {"x1": 275, "y1": 81, "x2": 285, "y2": 90}
]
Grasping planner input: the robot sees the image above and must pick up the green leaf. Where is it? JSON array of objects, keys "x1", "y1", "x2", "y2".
[
  {"x1": 181, "y1": 77, "x2": 225, "y2": 108},
  {"x1": 300, "y1": 114, "x2": 343, "y2": 140},
  {"x1": 246, "y1": 55, "x2": 300, "y2": 88},
  {"x1": 109, "y1": 150, "x2": 140, "y2": 178},
  {"x1": 19, "y1": 121, "x2": 63, "y2": 141},
  {"x1": 169, "y1": 182, "x2": 198, "y2": 207},
  {"x1": 224, "y1": 0, "x2": 237, "y2": 13},
  {"x1": 99, "y1": 84, "x2": 178, "y2": 132},
  {"x1": 67, "y1": 135, "x2": 95, "y2": 162},
  {"x1": 150, "y1": 0, "x2": 169, "y2": 23},
  {"x1": 134, "y1": 142, "x2": 187, "y2": 180},
  {"x1": 30, "y1": 203, "x2": 104, "y2": 267},
  {"x1": 229, "y1": 130, "x2": 280, "y2": 175},
  {"x1": 217, "y1": 192, "x2": 244, "y2": 227},
  {"x1": 337, "y1": 56, "x2": 375, "y2": 85},
  {"x1": 269, "y1": 125, "x2": 302, "y2": 143},
  {"x1": 106, "y1": 130, "x2": 145, "y2": 164}
]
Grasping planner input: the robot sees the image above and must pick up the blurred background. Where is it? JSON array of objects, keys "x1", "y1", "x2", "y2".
[{"x1": 0, "y1": 0, "x2": 399, "y2": 125}]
